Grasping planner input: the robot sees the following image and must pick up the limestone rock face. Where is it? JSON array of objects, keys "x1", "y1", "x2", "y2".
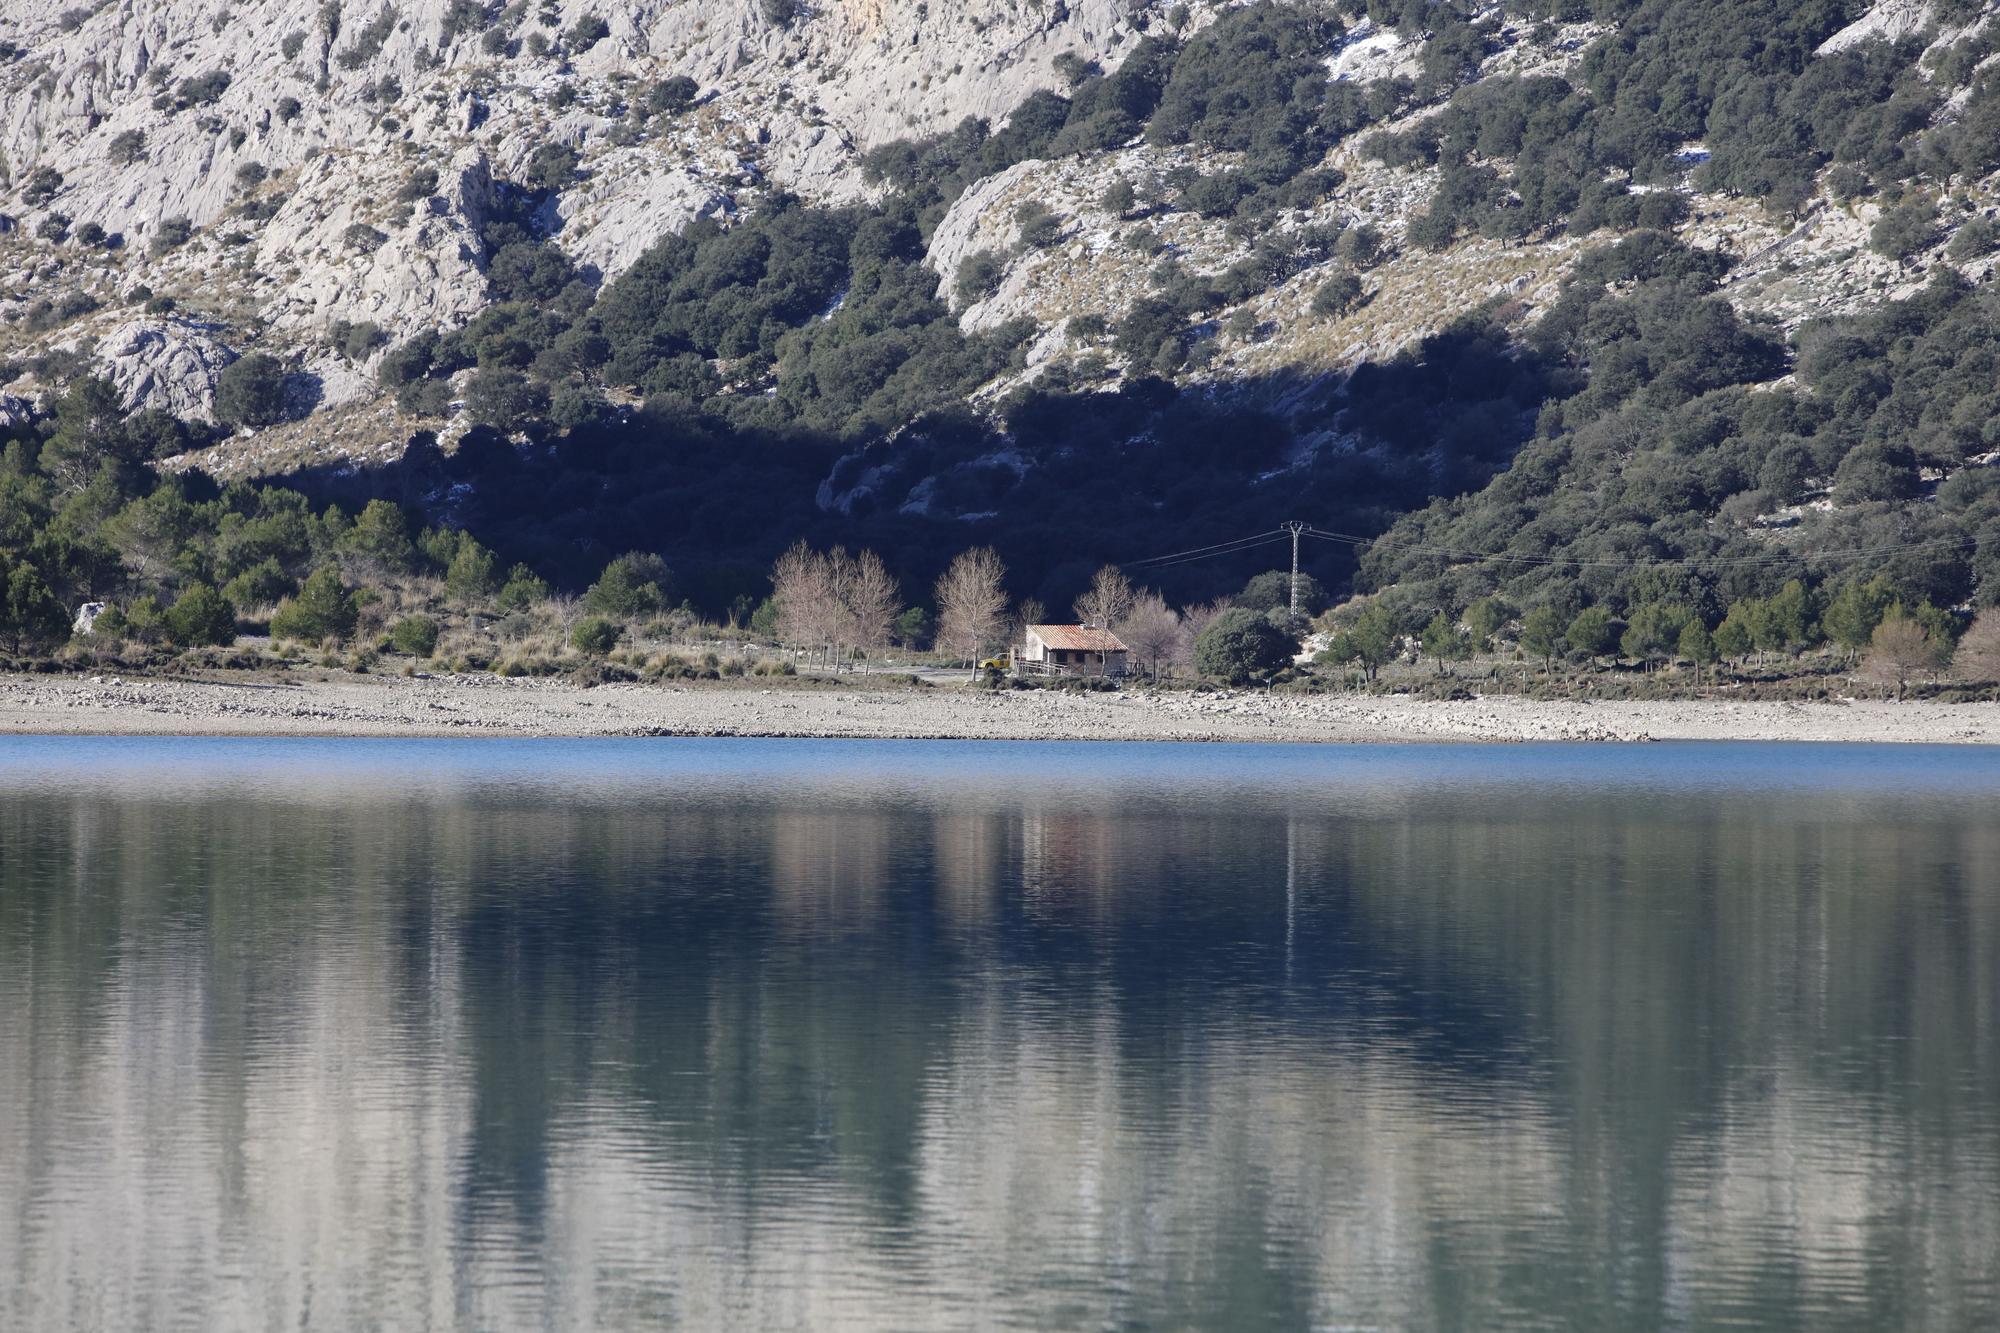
[
  {"x1": 0, "y1": 0, "x2": 1147, "y2": 242},
  {"x1": 1816, "y1": 1, "x2": 1936, "y2": 55},
  {"x1": 256, "y1": 146, "x2": 497, "y2": 339},
  {"x1": 554, "y1": 147, "x2": 734, "y2": 282},
  {"x1": 0, "y1": 0, "x2": 1160, "y2": 373},
  {"x1": 92, "y1": 318, "x2": 240, "y2": 421}
]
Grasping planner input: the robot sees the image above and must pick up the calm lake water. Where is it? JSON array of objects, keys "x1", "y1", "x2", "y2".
[{"x1": 2, "y1": 737, "x2": 1998, "y2": 1331}]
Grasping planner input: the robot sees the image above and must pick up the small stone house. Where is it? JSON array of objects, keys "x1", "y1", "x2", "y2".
[{"x1": 1016, "y1": 624, "x2": 1129, "y2": 678}]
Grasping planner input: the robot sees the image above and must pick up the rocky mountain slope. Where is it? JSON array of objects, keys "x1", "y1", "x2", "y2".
[
  {"x1": 4, "y1": 0, "x2": 2000, "y2": 611},
  {"x1": 1, "y1": 0, "x2": 1144, "y2": 415}
]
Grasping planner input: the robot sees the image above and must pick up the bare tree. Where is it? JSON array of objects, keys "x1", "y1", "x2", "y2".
[
  {"x1": 771, "y1": 540, "x2": 837, "y2": 664},
  {"x1": 548, "y1": 593, "x2": 584, "y2": 635},
  {"x1": 1865, "y1": 609, "x2": 1948, "y2": 700},
  {"x1": 1073, "y1": 565, "x2": 1134, "y2": 629},
  {"x1": 838, "y1": 547, "x2": 902, "y2": 658},
  {"x1": 936, "y1": 547, "x2": 1009, "y2": 679},
  {"x1": 1173, "y1": 598, "x2": 1231, "y2": 671},
  {"x1": 822, "y1": 547, "x2": 859, "y2": 667},
  {"x1": 1120, "y1": 590, "x2": 1180, "y2": 678},
  {"x1": 1014, "y1": 597, "x2": 1047, "y2": 641},
  {"x1": 1954, "y1": 611, "x2": 2000, "y2": 683}
]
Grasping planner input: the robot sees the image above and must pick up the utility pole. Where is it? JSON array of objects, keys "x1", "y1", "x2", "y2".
[{"x1": 1284, "y1": 521, "x2": 1307, "y2": 622}]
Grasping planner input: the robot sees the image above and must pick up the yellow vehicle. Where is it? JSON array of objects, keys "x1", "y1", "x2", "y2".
[{"x1": 979, "y1": 657, "x2": 1010, "y2": 672}]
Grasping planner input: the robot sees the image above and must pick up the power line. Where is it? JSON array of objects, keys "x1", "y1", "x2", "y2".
[
  {"x1": 1135, "y1": 535, "x2": 1293, "y2": 572},
  {"x1": 1110, "y1": 517, "x2": 1988, "y2": 583},
  {"x1": 1119, "y1": 530, "x2": 1291, "y2": 570}
]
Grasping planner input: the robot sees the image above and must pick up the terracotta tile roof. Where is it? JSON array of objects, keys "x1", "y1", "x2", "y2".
[{"x1": 1028, "y1": 624, "x2": 1128, "y2": 652}]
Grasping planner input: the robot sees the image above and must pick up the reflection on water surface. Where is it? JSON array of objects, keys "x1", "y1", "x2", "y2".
[{"x1": 2, "y1": 738, "x2": 1997, "y2": 1330}]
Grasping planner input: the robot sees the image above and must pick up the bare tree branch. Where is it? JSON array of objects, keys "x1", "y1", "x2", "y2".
[{"x1": 936, "y1": 547, "x2": 1008, "y2": 677}]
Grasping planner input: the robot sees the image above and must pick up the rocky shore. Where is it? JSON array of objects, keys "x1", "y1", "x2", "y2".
[{"x1": 4, "y1": 671, "x2": 2000, "y2": 745}]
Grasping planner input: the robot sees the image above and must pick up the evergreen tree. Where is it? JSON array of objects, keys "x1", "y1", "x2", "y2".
[
  {"x1": 1, "y1": 557, "x2": 71, "y2": 654},
  {"x1": 445, "y1": 540, "x2": 499, "y2": 602},
  {"x1": 1620, "y1": 603, "x2": 1692, "y2": 666},
  {"x1": 269, "y1": 568, "x2": 360, "y2": 644},
  {"x1": 342, "y1": 500, "x2": 417, "y2": 574},
  {"x1": 1565, "y1": 606, "x2": 1616, "y2": 659},
  {"x1": 1419, "y1": 610, "x2": 1471, "y2": 673},
  {"x1": 585, "y1": 552, "x2": 671, "y2": 617},
  {"x1": 1678, "y1": 620, "x2": 1718, "y2": 683},
  {"x1": 1321, "y1": 602, "x2": 1399, "y2": 680},
  {"x1": 1464, "y1": 596, "x2": 1510, "y2": 650},
  {"x1": 1194, "y1": 607, "x2": 1296, "y2": 683},
  {"x1": 163, "y1": 583, "x2": 238, "y2": 647},
  {"x1": 1512, "y1": 605, "x2": 1559, "y2": 665},
  {"x1": 390, "y1": 615, "x2": 441, "y2": 657},
  {"x1": 213, "y1": 354, "x2": 290, "y2": 429},
  {"x1": 1822, "y1": 576, "x2": 1894, "y2": 658},
  {"x1": 1713, "y1": 605, "x2": 1754, "y2": 662},
  {"x1": 1766, "y1": 579, "x2": 1823, "y2": 655}
]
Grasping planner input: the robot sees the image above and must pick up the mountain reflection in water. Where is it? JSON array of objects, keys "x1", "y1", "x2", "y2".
[{"x1": 2, "y1": 738, "x2": 1997, "y2": 1330}]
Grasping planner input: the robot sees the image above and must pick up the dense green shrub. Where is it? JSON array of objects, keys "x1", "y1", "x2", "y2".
[
  {"x1": 1948, "y1": 217, "x2": 2000, "y2": 261},
  {"x1": 1, "y1": 556, "x2": 71, "y2": 654},
  {"x1": 1237, "y1": 570, "x2": 1328, "y2": 617},
  {"x1": 564, "y1": 14, "x2": 609, "y2": 49},
  {"x1": 329, "y1": 320, "x2": 387, "y2": 362},
  {"x1": 438, "y1": 0, "x2": 486, "y2": 42},
  {"x1": 444, "y1": 538, "x2": 499, "y2": 600},
  {"x1": 570, "y1": 615, "x2": 621, "y2": 655},
  {"x1": 165, "y1": 583, "x2": 238, "y2": 647},
  {"x1": 584, "y1": 551, "x2": 671, "y2": 616},
  {"x1": 1193, "y1": 606, "x2": 1297, "y2": 683},
  {"x1": 213, "y1": 354, "x2": 289, "y2": 429},
  {"x1": 150, "y1": 216, "x2": 193, "y2": 254},
  {"x1": 1014, "y1": 202, "x2": 1061, "y2": 250},
  {"x1": 397, "y1": 165, "x2": 440, "y2": 202},
  {"x1": 1114, "y1": 296, "x2": 1183, "y2": 362},
  {"x1": 1319, "y1": 603, "x2": 1399, "y2": 680},
  {"x1": 22, "y1": 166, "x2": 63, "y2": 205},
  {"x1": 390, "y1": 615, "x2": 440, "y2": 656},
  {"x1": 269, "y1": 568, "x2": 361, "y2": 643},
  {"x1": 1146, "y1": 5, "x2": 1340, "y2": 154},
  {"x1": 174, "y1": 70, "x2": 231, "y2": 108},
  {"x1": 648, "y1": 76, "x2": 700, "y2": 114},
  {"x1": 1182, "y1": 172, "x2": 1252, "y2": 219},
  {"x1": 524, "y1": 142, "x2": 580, "y2": 192},
  {"x1": 498, "y1": 564, "x2": 552, "y2": 610},
  {"x1": 1871, "y1": 198, "x2": 1939, "y2": 259},
  {"x1": 1311, "y1": 270, "x2": 1363, "y2": 318},
  {"x1": 464, "y1": 366, "x2": 549, "y2": 429},
  {"x1": 222, "y1": 560, "x2": 296, "y2": 608},
  {"x1": 955, "y1": 249, "x2": 1004, "y2": 304}
]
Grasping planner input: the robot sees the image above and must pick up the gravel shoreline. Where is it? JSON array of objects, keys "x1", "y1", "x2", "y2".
[{"x1": 5, "y1": 671, "x2": 2000, "y2": 744}]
